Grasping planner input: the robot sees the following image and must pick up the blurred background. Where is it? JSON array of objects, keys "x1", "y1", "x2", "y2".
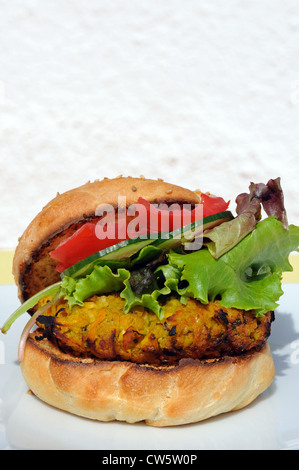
[{"x1": 1, "y1": 0, "x2": 299, "y2": 249}]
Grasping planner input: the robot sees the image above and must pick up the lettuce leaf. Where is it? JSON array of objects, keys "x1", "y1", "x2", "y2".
[
  {"x1": 59, "y1": 244, "x2": 164, "y2": 307},
  {"x1": 235, "y1": 177, "x2": 288, "y2": 227},
  {"x1": 203, "y1": 212, "x2": 257, "y2": 258},
  {"x1": 60, "y1": 265, "x2": 131, "y2": 308},
  {"x1": 203, "y1": 177, "x2": 288, "y2": 259},
  {"x1": 120, "y1": 278, "x2": 170, "y2": 319},
  {"x1": 161, "y1": 217, "x2": 299, "y2": 315},
  {"x1": 1, "y1": 281, "x2": 62, "y2": 334},
  {"x1": 60, "y1": 259, "x2": 171, "y2": 319}
]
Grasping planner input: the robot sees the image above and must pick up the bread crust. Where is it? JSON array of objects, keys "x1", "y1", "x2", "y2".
[
  {"x1": 13, "y1": 176, "x2": 200, "y2": 301},
  {"x1": 21, "y1": 333, "x2": 275, "y2": 427}
]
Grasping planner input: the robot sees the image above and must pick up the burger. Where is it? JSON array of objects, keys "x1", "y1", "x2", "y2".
[{"x1": 2, "y1": 176, "x2": 299, "y2": 427}]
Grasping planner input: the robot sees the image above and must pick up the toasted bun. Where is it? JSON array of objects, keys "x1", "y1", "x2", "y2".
[
  {"x1": 13, "y1": 176, "x2": 200, "y2": 302},
  {"x1": 21, "y1": 333, "x2": 275, "y2": 427}
]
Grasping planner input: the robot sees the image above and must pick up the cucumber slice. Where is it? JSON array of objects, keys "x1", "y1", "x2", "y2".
[
  {"x1": 153, "y1": 210, "x2": 233, "y2": 252},
  {"x1": 62, "y1": 237, "x2": 155, "y2": 278},
  {"x1": 61, "y1": 210, "x2": 233, "y2": 279}
]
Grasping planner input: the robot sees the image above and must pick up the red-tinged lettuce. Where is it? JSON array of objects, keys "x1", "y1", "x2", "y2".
[
  {"x1": 238, "y1": 177, "x2": 288, "y2": 229},
  {"x1": 203, "y1": 177, "x2": 289, "y2": 259}
]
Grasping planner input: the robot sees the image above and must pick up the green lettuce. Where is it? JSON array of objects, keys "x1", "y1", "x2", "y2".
[
  {"x1": 120, "y1": 278, "x2": 170, "y2": 319},
  {"x1": 59, "y1": 244, "x2": 163, "y2": 306},
  {"x1": 60, "y1": 259, "x2": 170, "y2": 319},
  {"x1": 1, "y1": 281, "x2": 62, "y2": 334},
  {"x1": 160, "y1": 217, "x2": 299, "y2": 315},
  {"x1": 60, "y1": 265, "x2": 131, "y2": 308}
]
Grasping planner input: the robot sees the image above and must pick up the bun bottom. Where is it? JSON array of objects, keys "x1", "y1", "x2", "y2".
[{"x1": 20, "y1": 333, "x2": 275, "y2": 427}]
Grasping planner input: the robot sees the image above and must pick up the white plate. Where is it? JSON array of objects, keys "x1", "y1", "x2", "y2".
[{"x1": 1, "y1": 284, "x2": 299, "y2": 450}]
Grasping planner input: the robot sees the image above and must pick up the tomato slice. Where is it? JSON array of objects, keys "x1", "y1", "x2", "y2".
[
  {"x1": 200, "y1": 193, "x2": 230, "y2": 217},
  {"x1": 50, "y1": 194, "x2": 229, "y2": 273},
  {"x1": 137, "y1": 195, "x2": 229, "y2": 232},
  {"x1": 137, "y1": 197, "x2": 197, "y2": 233},
  {"x1": 50, "y1": 221, "x2": 127, "y2": 273}
]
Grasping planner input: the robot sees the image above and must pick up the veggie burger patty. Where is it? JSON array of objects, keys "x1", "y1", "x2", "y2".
[{"x1": 36, "y1": 294, "x2": 274, "y2": 365}]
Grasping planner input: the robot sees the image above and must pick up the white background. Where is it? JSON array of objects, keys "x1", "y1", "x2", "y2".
[{"x1": 1, "y1": 0, "x2": 299, "y2": 249}]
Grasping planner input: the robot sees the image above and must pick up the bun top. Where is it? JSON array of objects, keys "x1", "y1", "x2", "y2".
[{"x1": 13, "y1": 176, "x2": 200, "y2": 302}]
